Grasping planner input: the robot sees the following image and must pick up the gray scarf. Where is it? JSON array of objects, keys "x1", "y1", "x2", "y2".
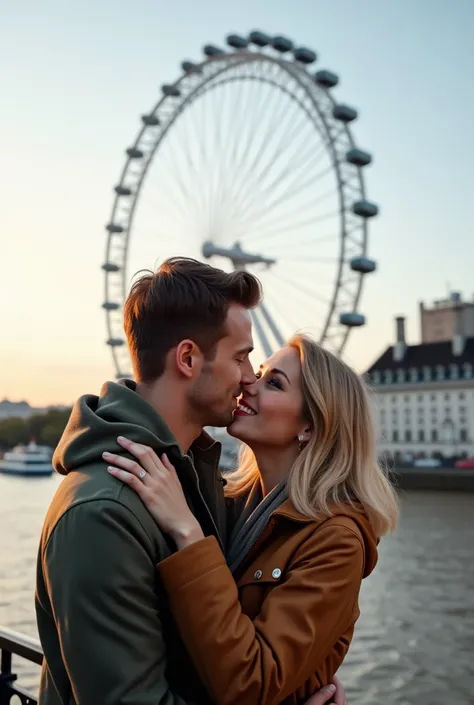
[{"x1": 226, "y1": 480, "x2": 288, "y2": 575}]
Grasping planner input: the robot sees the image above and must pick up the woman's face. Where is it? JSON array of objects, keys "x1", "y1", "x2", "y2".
[{"x1": 228, "y1": 346, "x2": 309, "y2": 450}]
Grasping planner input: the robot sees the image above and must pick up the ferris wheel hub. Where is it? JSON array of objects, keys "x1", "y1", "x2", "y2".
[{"x1": 201, "y1": 240, "x2": 276, "y2": 270}]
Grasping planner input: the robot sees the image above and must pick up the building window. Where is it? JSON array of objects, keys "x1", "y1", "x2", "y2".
[
  {"x1": 404, "y1": 394, "x2": 410, "y2": 402},
  {"x1": 459, "y1": 406, "x2": 466, "y2": 414},
  {"x1": 460, "y1": 429, "x2": 468, "y2": 442},
  {"x1": 372, "y1": 370, "x2": 381, "y2": 384},
  {"x1": 396, "y1": 369, "x2": 405, "y2": 383},
  {"x1": 391, "y1": 395, "x2": 397, "y2": 403},
  {"x1": 417, "y1": 394, "x2": 423, "y2": 402},
  {"x1": 463, "y1": 363, "x2": 472, "y2": 379},
  {"x1": 431, "y1": 429, "x2": 438, "y2": 442},
  {"x1": 385, "y1": 370, "x2": 393, "y2": 383},
  {"x1": 380, "y1": 409, "x2": 386, "y2": 421},
  {"x1": 393, "y1": 430, "x2": 399, "y2": 443},
  {"x1": 436, "y1": 365, "x2": 445, "y2": 380},
  {"x1": 409, "y1": 368, "x2": 418, "y2": 383},
  {"x1": 423, "y1": 366, "x2": 431, "y2": 381},
  {"x1": 418, "y1": 429, "x2": 425, "y2": 442},
  {"x1": 450, "y1": 364, "x2": 459, "y2": 380},
  {"x1": 459, "y1": 392, "x2": 465, "y2": 400},
  {"x1": 444, "y1": 393, "x2": 450, "y2": 401},
  {"x1": 405, "y1": 430, "x2": 412, "y2": 442}
]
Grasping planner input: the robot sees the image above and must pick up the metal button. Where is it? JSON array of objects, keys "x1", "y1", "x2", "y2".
[
  {"x1": 254, "y1": 570, "x2": 263, "y2": 579},
  {"x1": 272, "y1": 568, "x2": 282, "y2": 579}
]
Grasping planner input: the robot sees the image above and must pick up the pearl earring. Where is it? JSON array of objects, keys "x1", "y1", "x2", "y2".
[{"x1": 298, "y1": 434, "x2": 305, "y2": 452}]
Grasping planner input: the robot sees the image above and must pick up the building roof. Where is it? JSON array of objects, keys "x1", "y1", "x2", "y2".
[
  {"x1": 366, "y1": 337, "x2": 474, "y2": 373},
  {"x1": 0, "y1": 399, "x2": 31, "y2": 412}
]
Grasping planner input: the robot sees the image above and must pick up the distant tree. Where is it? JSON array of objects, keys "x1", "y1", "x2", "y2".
[
  {"x1": 0, "y1": 408, "x2": 71, "y2": 451},
  {"x1": 0, "y1": 417, "x2": 29, "y2": 448}
]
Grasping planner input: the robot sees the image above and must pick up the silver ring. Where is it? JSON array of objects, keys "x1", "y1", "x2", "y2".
[{"x1": 138, "y1": 470, "x2": 146, "y2": 480}]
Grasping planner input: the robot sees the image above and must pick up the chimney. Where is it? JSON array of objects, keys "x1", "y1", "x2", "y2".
[
  {"x1": 452, "y1": 303, "x2": 465, "y2": 356},
  {"x1": 393, "y1": 316, "x2": 407, "y2": 362}
]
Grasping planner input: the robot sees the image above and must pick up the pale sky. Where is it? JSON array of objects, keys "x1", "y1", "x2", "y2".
[{"x1": 1, "y1": 0, "x2": 473, "y2": 407}]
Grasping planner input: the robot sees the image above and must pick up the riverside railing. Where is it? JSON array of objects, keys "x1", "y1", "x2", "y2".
[{"x1": 0, "y1": 627, "x2": 42, "y2": 705}]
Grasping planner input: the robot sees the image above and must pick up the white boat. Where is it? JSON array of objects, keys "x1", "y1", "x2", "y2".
[{"x1": 0, "y1": 439, "x2": 54, "y2": 476}]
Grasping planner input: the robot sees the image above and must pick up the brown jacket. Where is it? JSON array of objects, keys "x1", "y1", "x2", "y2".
[{"x1": 159, "y1": 499, "x2": 378, "y2": 705}]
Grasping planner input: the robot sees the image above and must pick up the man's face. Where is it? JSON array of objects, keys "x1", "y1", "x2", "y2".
[{"x1": 187, "y1": 304, "x2": 255, "y2": 427}]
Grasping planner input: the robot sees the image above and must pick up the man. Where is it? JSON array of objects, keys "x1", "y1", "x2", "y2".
[{"x1": 36, "y1": 257, "x2": 344, "y2": 705}]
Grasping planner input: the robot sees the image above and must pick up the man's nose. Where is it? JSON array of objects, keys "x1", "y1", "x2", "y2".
[{"x1": 241, "y1": 359, "x2": 257, "y2": 387}]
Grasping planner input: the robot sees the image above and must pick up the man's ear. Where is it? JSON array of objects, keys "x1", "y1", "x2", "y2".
[{"x1": 174, "y1": 339, "x2": 201, "y2": 379}]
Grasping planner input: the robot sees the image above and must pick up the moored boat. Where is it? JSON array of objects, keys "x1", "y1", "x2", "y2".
[{"x1": 0, "y1": 439, "x2": 53, "y2": 476}]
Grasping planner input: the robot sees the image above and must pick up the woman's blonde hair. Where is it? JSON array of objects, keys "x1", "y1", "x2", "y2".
[{"x1": 225, "y1": 333, "x2": 398, "y2": 536}]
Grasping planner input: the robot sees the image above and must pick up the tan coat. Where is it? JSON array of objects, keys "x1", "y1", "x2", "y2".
[{"x1": 159, "y1": 499, "x2": 378, "y2": 705}]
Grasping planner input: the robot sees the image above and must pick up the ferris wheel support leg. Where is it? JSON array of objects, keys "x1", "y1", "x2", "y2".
[
  {"x1": 258, "y1": 302, "x2": 285, "y2": 347},
  {"x1": 250, "y1": 309, "x2": 274, "y2": 359}
]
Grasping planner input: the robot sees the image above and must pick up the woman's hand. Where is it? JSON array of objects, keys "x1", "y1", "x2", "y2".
[{"x1": 103, "y1": 436, "x2": 204, "y2": 550}]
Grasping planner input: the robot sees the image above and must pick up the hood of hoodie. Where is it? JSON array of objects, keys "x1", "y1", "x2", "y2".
[
  {"x1": 274, "y1": 498, "x2": 379, "y2": 578},
  {"x1": 53, "y1": 379, "x2": 220, "y2": 476}
]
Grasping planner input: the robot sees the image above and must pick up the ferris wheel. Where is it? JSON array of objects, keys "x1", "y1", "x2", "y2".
[{"x1": 103, "y1": 31, "x2": 378, "y2": 378}]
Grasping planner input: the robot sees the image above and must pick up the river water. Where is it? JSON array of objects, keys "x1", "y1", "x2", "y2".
[{"x1": 1, "y1": 474, "x2": 473, "y2": 704}]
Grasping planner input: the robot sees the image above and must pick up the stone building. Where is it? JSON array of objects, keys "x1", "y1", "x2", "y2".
[{"x1": 365, "y1": 296, "x2": 474, "y2": 463}]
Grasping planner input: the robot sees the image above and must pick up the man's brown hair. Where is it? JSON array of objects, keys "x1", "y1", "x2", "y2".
[{"x1": 123, "y1": 257, "x2": 262, "y2": 382}]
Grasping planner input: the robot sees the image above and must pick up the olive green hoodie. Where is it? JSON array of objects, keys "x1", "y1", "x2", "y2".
[{"x1": 35, "y1": 380, "x2": 226, "y2": 705}]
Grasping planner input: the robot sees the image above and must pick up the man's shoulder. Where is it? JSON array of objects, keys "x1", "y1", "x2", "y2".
[{"x1": 40, "y1": 465, "x2": 172, "y2": 561}]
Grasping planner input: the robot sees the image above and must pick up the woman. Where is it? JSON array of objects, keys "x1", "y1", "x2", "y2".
[{"x1": 105, "y1": 334, "x2": 398, "y2": 705}]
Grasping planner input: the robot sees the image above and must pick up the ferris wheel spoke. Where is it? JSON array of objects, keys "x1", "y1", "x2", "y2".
[
  {"x1": 176, "y1": 91, "x2": 215, "y2": 231},
  {"x1": 233, "y1": 123, "x2": 324, "y2": 227},
  {"x1": 229, "y1": 70, "x2": 274, "y2": 175},
  {"x1": 221, "y1": 72, "x2": 281, "y2": 215},
  {"x1": 264, "y1": 291, "x2": 299, "y2": 332},
  {"x1": 223, "y1": 69, "x2": 273, "y2": 171},
  {"x1": 280, "y1": 255, "x2": 338, "y2": 264},
  {"x1": 237, "y1": 169, "x2": 337, "y2": 235},
  {"x1": 254, "y1": 129, "x2": 328, "y2": 204},
  {"x1": 225, "y1": 72, "x2": 302, "y2": 219},
  {"x1": 230, "y1": 103, "x2": 312, "y2": 219},
  {"x1": 214, "y1": 70, "x2": 270, "y2": 234},
  {"x1": 215, "y1": 71, "x2": 251, "y2": 211},
  {"x1": 208, "y1": 79, "x2": 237, "y2": 238},
  {"x1": 267, "y1": 270, "x2": 331, "y2": 308},
  {"x1": 235, "y1": 132, "x2": 335, "y2": 226},
  {"x1": 140, "y1": 195, "x2": 187, "y2": 228},
  {"x1": 144, "y1": 170, "x2": 197, "y2": 226},
  {"x1": 154, "y1": 112, "x2": 210, "y2": 223},
  {"x1": 280, "y1": 265, "x2": 336, "y2": 289},
  {"x1": 272, "y1": 230, "x2": 340, "y2": 255},
  {"x1": 243, "y1": 82, "x2": 325, "y2": 191},
  {"x1": 240, "y1": 174, "x2": 336, "y2": 244},
  {"x1": 249, "y1": 94, "x2": 314, "y2": 187}
]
